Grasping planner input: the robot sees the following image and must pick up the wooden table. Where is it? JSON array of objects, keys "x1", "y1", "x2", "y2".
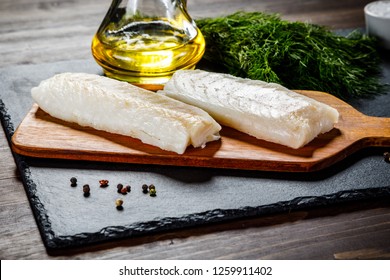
[{"x1": 1, "y1": 0, "x2": 389, "y2": 260}]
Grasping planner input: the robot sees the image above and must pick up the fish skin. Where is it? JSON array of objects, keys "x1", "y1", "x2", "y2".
[
  {"x1": 160, "y1": 69, "x2": 339, "y2": 149},
  {"x1": 31, "y1": 73, "x2": 221, "y2": 154}
]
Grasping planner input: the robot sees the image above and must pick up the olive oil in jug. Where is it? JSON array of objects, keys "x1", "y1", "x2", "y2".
[{"x1": 91, "y1": 0, "x2": 205, "y2": 90}]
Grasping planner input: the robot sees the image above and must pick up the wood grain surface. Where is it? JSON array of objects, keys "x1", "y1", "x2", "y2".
[
  {"x1": 11, "y1": 91, "x2": 390, "y2": 172},
  {"x1": 1, "y1": 0, "x2": 390, "y2": 260}
]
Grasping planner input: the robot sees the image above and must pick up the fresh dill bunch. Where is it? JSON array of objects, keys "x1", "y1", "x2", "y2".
[{"x1": 196, "y1": 12, "x2": 387, "y2": 99}]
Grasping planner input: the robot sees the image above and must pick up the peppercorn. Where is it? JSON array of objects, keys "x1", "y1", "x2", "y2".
[
  {"x1": 142, "y1": 184, "x2": 149, "y2": 193},
  {"x1": 115, "y1": 198, "x2": 123, "y2": 206},
  {"x1": 115, "y1": 199, "x2": 123, "y2": 210},
  {"x1": 99, "y1": 179, "x2": 109, "y2": 187},
  {"x1": 126, "y1": 185, "x2": 131, "y2": 193},
  {"x1": 70, "y1": 177, "x2": 77, "y2": 187},
  {"x1": 117, "y1": 183, "x2": 124, "y2": 193},
  {"x1": 83, "y1": 184, "x2": 90, "y2": 197},
  {"x1": 120, "y1": 186, "x2": 128, "y2": 194},
  {"x1": 148, "y1": 184, "x2": 155, "y2": 190},
  {"x1": 149, "y1": 188, "x2": 157, "y2": 197},
  {"x1": 384, "y1": 152, "x2": 390, "y2": 163}
]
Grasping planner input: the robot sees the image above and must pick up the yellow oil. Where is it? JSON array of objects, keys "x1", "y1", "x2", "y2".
[{"x1": 91, "y1": 21, "x2": 205, "y2": 90}]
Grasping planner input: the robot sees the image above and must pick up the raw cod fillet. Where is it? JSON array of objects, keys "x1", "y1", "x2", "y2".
[
  {"x1": 160, "y1": 70, "x2": 339, "y2": 149},
  {"x1": 31, "y1": 73, "x2": 221, "y2": 154}
]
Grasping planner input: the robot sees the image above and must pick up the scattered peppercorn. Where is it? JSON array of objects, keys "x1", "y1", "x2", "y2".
[
  {"x1": 149, "y1": 184, "x2": 155, "y2": 190},
  {"x1": 115, "y1": 198, "x2": 123, "y2": 206},
  {"x1": 70, "y1": 177, "x2": 77, "y2": 187},
  {"x1": 115, "y1": 199, "x2": 124, "y2": 210},
  {"x1": 99, "y1": 179, "x2": 109, "y2": 187},
  {"x1": 142, "y1": 184, "x2": 149, "y2": 193},
  {"x1": 120, "y1": 186, "x2": 128, "y2": 194},
  {"x1": 126, "y1": 185, "x2": 131, "y2": 193},
  {"x1": 384, "y1": 152, "x2": 390, "y2": 163},
  {"x1": 83, "y1": 184, "x2": 90, "y2": 197},
  {"x1": 149, "y1": 188, "x2": 157, "y2": 197},
  {"x1": 117, "y1": 183, "x2": 124, "y2": 193}
]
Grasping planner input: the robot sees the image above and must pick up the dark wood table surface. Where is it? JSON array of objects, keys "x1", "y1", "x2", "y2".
[{"x1": 1, "y1": 0, "x2": 389, "y2": 260}]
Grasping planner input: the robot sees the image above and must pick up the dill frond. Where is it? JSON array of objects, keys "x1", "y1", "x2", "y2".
[{"x1": 196, "y1": 12, "x2": 387, "y2": 99}]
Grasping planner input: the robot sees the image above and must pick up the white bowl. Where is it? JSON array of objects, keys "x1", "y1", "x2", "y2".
[{"x1": 364, "y1": 1, "x2": 390, "y2": 49}]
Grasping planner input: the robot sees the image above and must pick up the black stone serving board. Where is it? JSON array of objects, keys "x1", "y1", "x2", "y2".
[{"x1": 1, "y1": 56, "x2": 390, "y2": 251}]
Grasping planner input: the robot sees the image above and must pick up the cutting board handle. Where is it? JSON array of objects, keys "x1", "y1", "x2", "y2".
[{"x1": 364, "y1": 115, "x2": 390, "y2": 138}]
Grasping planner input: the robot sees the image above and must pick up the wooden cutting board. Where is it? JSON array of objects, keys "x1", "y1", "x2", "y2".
[{"x1": 11, "y1": 90, "x2": 390, "y2": 172}]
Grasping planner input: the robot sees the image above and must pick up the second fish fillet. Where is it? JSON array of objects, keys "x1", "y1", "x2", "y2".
[{"x1": 160, "y1": 70, "x2": 339, "y2": 149}]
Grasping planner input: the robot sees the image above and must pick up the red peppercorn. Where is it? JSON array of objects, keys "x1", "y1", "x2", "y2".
[{"x1": 99, "y1": 179, "x2": 109, "y2": 187}]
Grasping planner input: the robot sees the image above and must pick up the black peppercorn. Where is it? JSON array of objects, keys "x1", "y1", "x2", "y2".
[
  {"x1": 149, "y1": 184, "x2": 155, "y2": 190},
  {"x1": 126, "y1": 185, "x2": 131, "y2": 193},
  {"x1": 384, "y1": 152, "x2": 390, "y2": 163},
  {"x1": 117, "y1": 183, "x2": 124, "y2": 193},
  {"x1": 142, "y1": 184, "x2": 149, "y2": 193},
  {"x1": 70, "y1": 177, "x2": 77, "y2": 187},
  {"x1": 83, "y1": 184, "x2": 90, "y2": 197}
]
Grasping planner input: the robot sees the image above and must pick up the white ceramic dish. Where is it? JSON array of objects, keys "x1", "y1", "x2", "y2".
[{"x1": 365, "y1": 1, "x2": 390, "y2": 49}]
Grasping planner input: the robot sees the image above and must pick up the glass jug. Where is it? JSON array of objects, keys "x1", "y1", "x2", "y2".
[{"x1": 91, "y1": 0, "x2": 205, "y2": 90}]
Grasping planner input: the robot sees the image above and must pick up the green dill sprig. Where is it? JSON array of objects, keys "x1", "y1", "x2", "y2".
[{"x1": 196, "y1": 12, "x2": 387, "y2": 99}]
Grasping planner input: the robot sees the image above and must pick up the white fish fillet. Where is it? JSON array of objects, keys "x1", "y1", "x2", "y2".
[
  {"x1": 160, "y1": 70, "x2": 339, "y2": 149},
  {"x1": 31, "y1": 73, "x2": 221, "y2": 154}
]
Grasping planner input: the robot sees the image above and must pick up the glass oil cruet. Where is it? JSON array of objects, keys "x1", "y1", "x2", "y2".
[{"x1": 91, "y1": 0, "x2": 205, "y2": 90}]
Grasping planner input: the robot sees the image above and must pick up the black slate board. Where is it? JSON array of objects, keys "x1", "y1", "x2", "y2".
[{"x1": 1, "y1": 57, "x2": 390, "y2": 251}]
